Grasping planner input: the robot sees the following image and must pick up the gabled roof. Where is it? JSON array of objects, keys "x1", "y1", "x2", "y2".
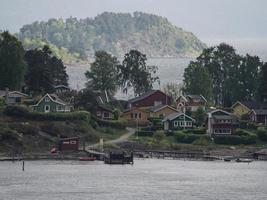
[
  {"x1": 32, "y1": 93, "x2": 68, "y2": 107},
  {"x1": 0, "y1": 90, "x2": 28, "y2": 97},
  {"x1": 123, "y1": 107, "x2": 150, "y2": 114},
  {"x1": 149, "y1": 104, "x2": 177, "y2": 113},
  {"x1": 232, "y1": 101, "x2": 267, "y2": 110},
  {"x1": 54, "y1": 85, "x2": 70, "y2": 89},
  {"x1": 97, "y1": 105, "x2": 113, "y2": 112},
  {"x1": 162, "y1": 112, "x2": 195, "y2": 122},
  {"x1": 207, "y1": 109, "x2": 232, "y2": 116},
  {"x1": 176, "y1": 95, "x2": 188, "y2": 102},
  {"x1": 186, "y1": 94, "x2": 207, "y2": 103},
  {"x1": 128, "y1": 90, "x2": 169, "y2": 103},
  {"x1": 251, "y1": 109, "x2": 267, "y2": 115}
]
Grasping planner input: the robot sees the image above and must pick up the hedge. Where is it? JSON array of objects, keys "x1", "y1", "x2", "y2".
[
  {"x1": 183, "y1": 128, "x2": 206, "y2": 135},
  {"x1": 91, "y1": 115, "x2": 126, "y2": 129},
  {"x1": 213, "y1": 134, "x2": 257, "y2": 145},
  {"x1": 135, "y1": 130, "x2": 154, "y2": 137},
  {"x1": 239, "y1": 120, "x2": 258, "y2": 130},
  {"x1": 3, "y1": 105, "x2": 91, "y2": 122},
  {"x1": 256, "y1": 127, "x2": 267, "y2": 141},
  {"x1": 175, "y1": 131, "x2": 210, "y2": 143}
]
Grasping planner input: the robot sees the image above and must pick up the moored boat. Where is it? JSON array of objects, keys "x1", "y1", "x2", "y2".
[{"x1": 235, "y1": 158, "x2": 253, "y2": 163}]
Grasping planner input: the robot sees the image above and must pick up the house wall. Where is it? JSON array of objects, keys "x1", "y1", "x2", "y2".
[
  {"x1": 167, "y1": 115, "x2": 194, "y2": 131},
  {"x1": 232, "y1": 104, "x2": 251, "y2": 117},
  {"x1": 121, "y1": 109, "x2": 150, "y2": 126},
  {"x1": 34, "y1": 99, "x2": 70, "y2": 113},
  {"x1": 130, "y1": 91, "x2": 171, "y2": 108},
  {"x1": 150, "y1": 107, "x2": 177, "y2": 118}
]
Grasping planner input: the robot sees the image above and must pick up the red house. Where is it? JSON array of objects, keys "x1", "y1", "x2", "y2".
[
  {"x1": 93, "y1": 105, "x2": 114, "y2": 120},
  {"x1": 58, "y1": 137, "x2": 79, "y2": 151},
  {"x1": 206, "y1": 109, "x2": 238, "y2": 135},
  {"x1": 127, "y1": 90, "x2": 171, "y2": 109}
]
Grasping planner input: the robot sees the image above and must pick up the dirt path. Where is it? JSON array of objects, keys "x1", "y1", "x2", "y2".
[{"x1": 87, "y1": 127, "x2": 135, "y2": 149}]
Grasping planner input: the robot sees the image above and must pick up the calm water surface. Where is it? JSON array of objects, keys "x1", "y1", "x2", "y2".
[{"x1": 0, "y1": 159, "x2": 266, "y2": 200}]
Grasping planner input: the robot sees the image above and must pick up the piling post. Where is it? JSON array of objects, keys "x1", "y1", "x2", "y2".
[{"x1": 22, "y1": 160, "x2": 25, "y2": 171}]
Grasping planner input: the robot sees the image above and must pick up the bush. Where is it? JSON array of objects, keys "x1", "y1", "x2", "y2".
[
  {"x1": 153, "y1": 131, "x2": 166, "y2": 142},
  {"x1": 257, "y1": 127, "x2": 267, "y2": 141},
  {"x1": 91, "y1": 115, "x2": 126, "y2": 129},
  {"x1": 148, "y1": 117, "x2": 163, "y2": 130},
  {"x1": 239, "y1": 120, "x2": 258, "y2": 129},
  {"x1": 175, "y1": 131, "x2": 209, "y2": 143},
  {"x1": 213, "y1": 134, "x2": 257, "y2": 145},
  {"x1": 183, "y1": 128, "x2": 206, "y2": 135},
  {"x1": 234, "y1": 129, "x2": 252, "y2": 136},
  {"x1": 135, "y1": 130, "x2": 154, "y2": 137},
  {"x1": 192, "y1": 137, "x2": 209, "y2": 146},
  {"x1": 4, "y1": 105, "x2": 91, "y2": 122}
]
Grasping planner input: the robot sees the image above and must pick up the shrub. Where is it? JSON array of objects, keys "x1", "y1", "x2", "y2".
[
  {"x1": 91, "y1": 115, "x2": 126, "y2": 129},
  {"x1": 213, "y1": 134, "x2": 257, "y2": 145},
  {"x1": 113, "y1": 109, "x2": 120, "y2": 120},
  {"x1": 257, "y1": 127, "x2": 267, "y2": 141},
  {"x1": 183, "y1": 128, "x2": 206, "y2": 135},
  {"x1": 3, "y1": 105, "x2": 91, "y2": 122},
  {"x1": 192, "y1": 136, "x2": 209, "y2": 146},
  {"x1": 153, "y1": 131, "x2": 166, "y2": 142},
  {"x1": 239, "y1": 120, "x2": 258, "y2": 129},
  {"x1": 234, "y1": 129, "x2": 252, "y2": 136},
  {"x1": 135, "y1": 130, "x2": 154, "y2": 137},
  {"x1": 175, "y1": 131, "x2": 209, "y2": 143}
]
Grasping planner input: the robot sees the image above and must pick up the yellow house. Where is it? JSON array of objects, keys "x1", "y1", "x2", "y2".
[
  {"x1": 231, "y1": 101, "x2": 267, "y2": 118},
  {"x1": 149, "y1": 105, "x2": 178, "y2": 118},
  {"x1": 121, "y1": 107, "x2": 150, "y2": 126}
]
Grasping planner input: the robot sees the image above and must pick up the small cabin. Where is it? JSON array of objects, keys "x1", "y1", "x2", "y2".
[{"x1": 58, "y1": 137, "x2": 79, "y2": 151}]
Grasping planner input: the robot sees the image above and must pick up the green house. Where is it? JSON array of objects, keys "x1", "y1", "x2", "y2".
[
  {"x1": 163, "y1": 112, "x2": 195, "y2": 131},
  {"x1": 31, "y1": 94, "x2": 73, "y2": 113}
]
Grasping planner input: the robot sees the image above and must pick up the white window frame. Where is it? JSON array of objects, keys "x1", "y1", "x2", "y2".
[
  {"x1": 174, "y1": 121, "x2": 179, "y2": 127},
  {"x1": 44, "y1": 105, "x2": 50, "y2": 113}
]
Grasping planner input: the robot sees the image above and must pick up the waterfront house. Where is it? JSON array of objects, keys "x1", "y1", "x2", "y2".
[
  {"x1": 206, "y1": 109, "x2": 238, "y2": 135},
  {"x1": 94, "y1": 105, "x2": 114, "y2": 120},
  {"x1": 176, "y1": 94, "x2": 207, "y2": 112},
  {"x1": 31, "y1": 93, "x2": 73, "y2": 113},
  {"x1": 162, "y1": 112, "x2": 195, "y2": 131},
  {"x1": 0, "y1": 90, "x2": 29, "y2": 105},
  {"x1": 149, "y1": 104, "x2": 178, "y2": 118},
  {"x1": 58, "y1": 137, "x2": 79, "y2": 151},
  {"x1": 249, "y1": 109, "x2": 267, "y2": 125},
  {"x1": 121, "y1": 107, "x2": 150, "y2": 126},
  {"x1": 54, "y1": 85, "x2": 70, "y2": 94},
  {"x1": 231, "y1": 101, "x2": 267, "y2": 118},
  {"x1": 127, "y1": 90, "x2": 171, "y2": 109}
]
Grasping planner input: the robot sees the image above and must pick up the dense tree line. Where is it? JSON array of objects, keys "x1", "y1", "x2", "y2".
[
  {"x1": 85, "y1": 50, "x2": 159, "y2": 97},
  {"x1": 183, "y1": 43, "x2": 266, "y2": 107},
  {"x1": 0, "y1": 31, "x2": 68, "y2": 94},
  {"x1": 18, "y1": 12, "x2": 205, "y2": 57}
]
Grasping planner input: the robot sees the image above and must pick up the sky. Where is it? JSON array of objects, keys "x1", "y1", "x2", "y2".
[{"x1": 0, "y1": 0, "x2": 267, "y2": 40}]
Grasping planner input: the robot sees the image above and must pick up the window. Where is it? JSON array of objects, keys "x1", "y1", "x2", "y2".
[
  {"x1": 103, "y1": 112, "x2": 109, "y2": 118},
  {"x1": 44, "y1": 105, "x2": 50, "y2": 112},
  {"x1": 186, "y1": 121, "x2": 192, "y2": 127},
  {"x1": 45, "y1": 97, "x2": 50, "y2": 102},
  {"x1": 180, "y1": 121, "x2": 184, "y2": 127},
  {"x1": 57, "y1": 105, "x2": 63, "y2": 111},
  {"x1": 70, "y1": 140, "x2": 76, "y2": 145},
  {"x1": 139, "y1": 113, "x2": 142, "y2": 119},
  {"x1": 154, "y1": 101, "x2": 162, "y2": 106},
  {"x1": 174, "y1": 121, "x2": 179, "y2": 127},
  {"x1": 97, "y1": 111, "x2": 101, "y2": 117}
]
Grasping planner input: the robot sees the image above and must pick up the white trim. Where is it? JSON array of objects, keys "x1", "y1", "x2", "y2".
[
  {"x1": 152, "y1": 105, "x2": 178, "y2": 113},
  {"x1": 32, "y1": 94, "x2": 66, "y2": 107}
]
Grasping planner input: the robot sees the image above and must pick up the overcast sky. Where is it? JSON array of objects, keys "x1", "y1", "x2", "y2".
[{"x1": 1, "y1": 0, "x2": 267, "y2": 40}]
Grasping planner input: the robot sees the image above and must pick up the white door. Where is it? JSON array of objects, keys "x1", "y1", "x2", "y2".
[
  {"x1": 164, "y1": 121, "x2": 169, "y2": 130},
  {"x1": 44, "y1": 105, "x2": 50, "y2": 113}
]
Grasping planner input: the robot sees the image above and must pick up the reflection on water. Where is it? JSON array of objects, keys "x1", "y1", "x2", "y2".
[{"x1": 0, "y1": 159, "x2": 266, "y2": 200}]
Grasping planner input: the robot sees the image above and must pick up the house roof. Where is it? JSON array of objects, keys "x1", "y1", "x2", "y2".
[
  {"x1": 32, "y1": 93, "x2": 69, "y2": 107},
  {"x1": 162, "y1": 112, "x2": 195, "y2": 122},
  {"x1": 0, "y1": 90, "x2": 28, "y2": 98},
  {"x1": 54, "y1": 85, "x2": 70, "y2": 90},
  {"x1": 123, "y1": 107, "x2": 150, "y2": 114},
  {"x1": 149, "y1": 104, "x2": 177, "y2": 113},
  {"x1": 186, "y1": 94, "x2": 207, "y2": 103},
  {"x1": 128, "y1": 90, "x2": 169, "y2": 103},
  {"x1": 232, "y1": 101, "x2": 267, "y2": 110},
  {"x1": 97, "y1": 105, "x2": 113, "y2": 112},
  {"x1": 251, "y1": 109, "x2": 267, "y2": 115}
]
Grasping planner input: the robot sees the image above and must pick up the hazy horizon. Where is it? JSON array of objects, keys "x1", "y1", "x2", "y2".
[{"x1": 1, "y1": 0, "x2": 267, "y2": 41}]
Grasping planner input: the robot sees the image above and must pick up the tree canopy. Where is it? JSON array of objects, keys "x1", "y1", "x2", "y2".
[
  {"x1": 24, "y1": 45, "x2": 68, "y2": 94},
  {"x1": 0, "y1": 31, "x2": 27, "y2": 90},
  {"x1": 118, "y1": 50, "x2": 159, "y2": 96},
  {"x1": 183, "y1": 43, "x2": 263, "y2": 107},
  {"x1": 85, "y1": 51, "x2": 119, "y2": 94}
]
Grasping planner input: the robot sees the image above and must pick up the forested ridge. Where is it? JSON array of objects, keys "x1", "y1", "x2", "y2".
[{"x1": 18, "y1": 12, "x2": 206, "y2": 58}]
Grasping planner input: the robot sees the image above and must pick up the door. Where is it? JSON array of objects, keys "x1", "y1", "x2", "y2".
[
  {"x1": 44, "y1": 105, "x2": 50, "y2": 113},
  {"x1": 164, "y1": 121, "x2": 169, "y2": 130}
]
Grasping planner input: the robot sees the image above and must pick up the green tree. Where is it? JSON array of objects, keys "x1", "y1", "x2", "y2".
[
  {"x1": 194, "y1": 107, "x2": 205, "y2": 127},
  {"x1": 0, "y1": 31, "x2": 27, "y2": 90},
  {"x1": 119, "y1": 50, "x2": 159, "y2": 96},
  {"x1": 162, "y1": 83, "x2": 183, "y2": 103},
  {"x1": 85, "y1": 51, "x2": 119, "y2": 94},
  {"x1": 258, "y1": 63, "x2": 267, "y2": 101},
  {"x1": 183, "y1": 61, "x2": 212, "y2": 102},
  {"x1": 24, "y1": 45, "x2": 68, "y2": 94}
]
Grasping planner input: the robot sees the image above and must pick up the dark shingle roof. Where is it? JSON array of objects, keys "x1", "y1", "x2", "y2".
[
  {"x1": 186, "y1": 95, "x2": 207, "y2": 103},
  {"x1": 128, "y1": 90, "x2": 158, "y2": 103},
  {"x1": 253, "y1": 109, "x2": 267, "y2": 115},
  {"x1": 239, "y1": 101, "x2": 267, "y2": 110}
]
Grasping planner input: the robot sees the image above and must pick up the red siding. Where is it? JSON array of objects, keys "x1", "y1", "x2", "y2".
[
  {"x1": 58, "y1": 137, "x2": 79, "y2": 151},
  {"x1": 131, "y1": 91, "x2": 171, "y2": 108}
]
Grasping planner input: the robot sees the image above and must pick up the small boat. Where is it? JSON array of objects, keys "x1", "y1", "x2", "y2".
[
  {"x1": 235, "y1": 158, "x2": 253, "y2": 163},
  {"x1": 79, "y1": 156, "x2": 96, "y2": 161},
  {"x1": 224, "y1": 158, "x2": 232, "y2": 162}
]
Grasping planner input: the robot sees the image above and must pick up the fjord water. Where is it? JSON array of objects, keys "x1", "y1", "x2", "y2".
[
  {"x1": 0, "y1": 159, "x2": 266, "y2": 200},
  {"x1": 66, "y1": 39, "x2": 267, "y2": 99}
]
